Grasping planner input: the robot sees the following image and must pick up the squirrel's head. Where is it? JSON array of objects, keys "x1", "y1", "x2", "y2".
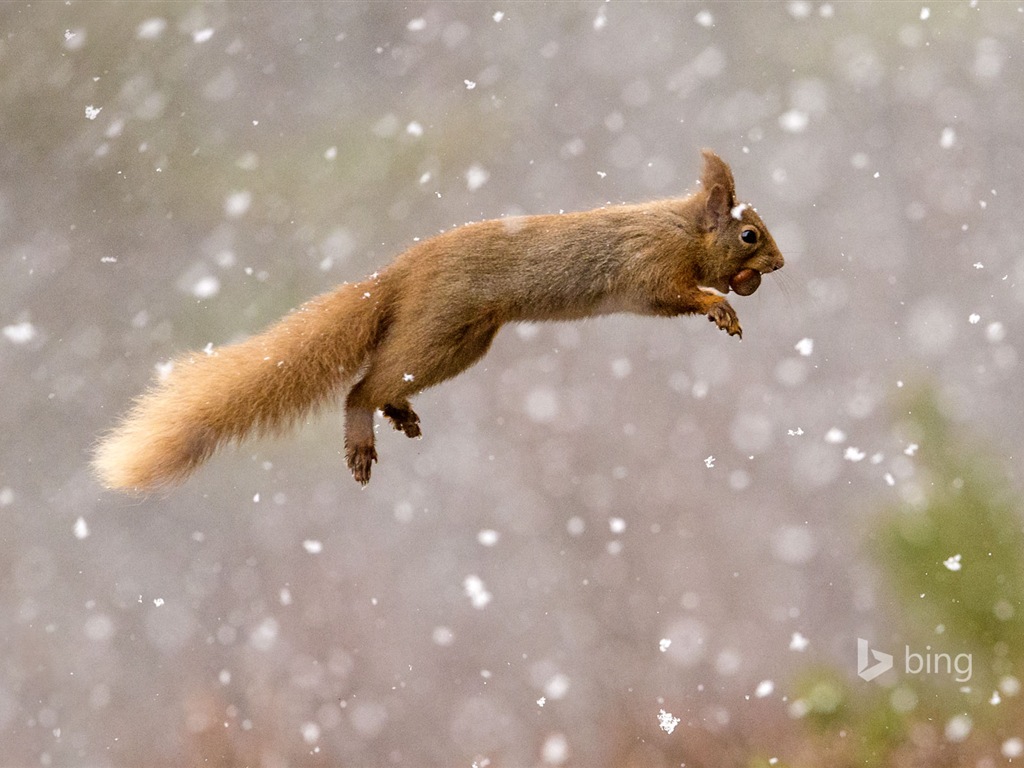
[{"x1": 697, "y1": 149, "x2": 785, "y2": 296}]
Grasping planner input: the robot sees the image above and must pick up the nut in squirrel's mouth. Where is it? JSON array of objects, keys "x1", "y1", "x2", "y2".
[
  {"x1": 729, "y1": 268, "x2": 762, "y2": 296},
  {"x1": 729, "y1": 268, "x2": 761, "y2": 296}
]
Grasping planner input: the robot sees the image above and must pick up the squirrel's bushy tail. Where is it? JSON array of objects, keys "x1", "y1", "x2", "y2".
[{"x1": 93, "y1": 277, "x2": 388, "y2": 492}]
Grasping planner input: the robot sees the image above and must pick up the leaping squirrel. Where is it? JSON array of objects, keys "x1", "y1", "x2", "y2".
[{"x1": 94, "y1": 149, "x2": 784, "y2": 489}]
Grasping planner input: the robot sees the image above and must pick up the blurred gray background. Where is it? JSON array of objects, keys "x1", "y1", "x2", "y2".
[{"x1": 1, "y1": 2, "x2": 1022, "y2": 766}]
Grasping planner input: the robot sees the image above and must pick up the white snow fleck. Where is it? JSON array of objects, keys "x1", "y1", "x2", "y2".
[
  {"x1": 249, "y1": 616, "x2": 279, "y2": 651},
  {"x1": 218, "y1": 669, "x2": 231, "y2": 685},
  {"x1": 968, "y1": 313, "x2": 981, "y2": 324},
  {"x1": 525, "y1": 387, "x2": 559, "y2": 423},
  {"x1": 609, "y1": 517, "x2": 626, "y2": 534},
  {"x1": 704, "y1": 455, "x2": 715, "y2": 468},
  {"x1": 610, "y1": 357, "x2": 632, "y2": 378},
  {"x1": 844, "y1": 446, "x2": 866, "y2": 462},
  {"x1": 755, "y1": 679, "x2": 774, "y2": 698},
  {"x1": 940, "y1": 126, "x2": 956, "y2": 148},
  {"x1": 794, "y1": 337, "x2": 814, "y2": 356},
  {"x1": 920, "y1": 7, "x2": 931, "y2": 20},
  {"x1": 657, "y1": 709, "x2": 680, "y2": 734},
  {"x1": 825, "y1": 427, "x2": 846, "y2": 443},
  {"x1": 541, "y1": 733, "x2": 568, "y2": 765},
  {"x1": 884, "y1": 472, "x2": 896, "y2": 486},
  {"x1": 986, "y1": 321, "x2": 1006, "y2": 343},
  {"x1": 730, "y1": 202, "x2": 749, "y2": 220},
  {"x1": 403, "y1": 372, "x2": 415, "y2": 382},
  {"x1": 659, "y1": 638, "x2": 672, "y2": 652},
  {"x1": 153, "y1": 597, "x2": 164, "y2": 607},
  {"x1": 973, "y1": 261, "x2": 984, "y2": 269},
  {"x1": 788, "y1": 427, "x2": 804, "y2": 436},
  {"x1": 136, "y1": 18, "x2": 167, "y2": 40},
  {"x1": 790, "y1": 632, "x2": 809, "y2": 651},
  {"x1": 74, "y1": 517, "x2": 89, "y2": 540},
  {"x1": 477, "y1": 529, "x2": 500, "y2": 547},
  {"x1": 3, "y1": 321, "x2": 38, "y2": 345},
  {"x1": 406, "y1": 121, "x2": 423, "y2": 137},
  {"x1": 155, "y1": 360, "x2": 174, "y2": 380},
  {"x1": 191, "y1": 275, "x2": 220, "y2": 299},
  {"x1": 536, "y1": 696, "x2": 546, "y2": 707},
  {"x1": 990, "y1": 690, "x2": 1001, "y2": 705},
  {"x1": 943, "y1": 554, "x2": 962, "y2": 571},
  {"x1": 85, "y1": 105, "x2": 102, "y2": 120},
  {"x1": 224, "y1": 190, "x2": 252, "y2": 218},
  {"x1": 779, "y1": 109, "x2": 810, "y2": 133},
  {"x1": 463, "y1": 574, "x2": 492, "y2": 609},
  {"x1": 464, "y1": 79, "x2": 477, "y2": 90},
  {"x1": 84, "y1": 614, "x2": 114, "y2": 642},
  {"x1": 904, "y1": 443, "x2": 919, "y2": 456},
  {"x1": 772, "y1": 525, "x2": 817, "y2": 565},
  {"x1": 493, "y1": 11, "x2": 505, "y2": 22},
  {"x1": 418, "y1": 171, "x2": 432, "y2": 184},
  {"x1": 324, "y1": 146, "x2": 338, "y2": 160},
  {"x1": 944, "y1": 713, "x2": 972, "y2": 742},
  {"x1": 193, "y1": 27, "x2": 214, "y2": 44},
  {"x1": 1000, "y1": 676, "x2": 1022, "y2": 696},
  {"x1": 406, "y1": 17, "x2": 427, "y2": 32},
  {"x1": 465, "y1": 163, "x2": 489, "y2": 190},
  {"x1": 279, "y1": 587, "x2": 292, "y2": 606},
  {"x1": 593, "y1": 6, "x2": 608, "y2": 30},
  {"x1": 432, "y1": 626, "x2": 454, "y2": 646},
  {"x1": 302, "y1": 539, "x2": 323, "y2": 554},
  {"x1": 694, "y1": 10, "x2": 714, "y2": 27},
  {"x1": 300, "y1": 721, "x2": 321, "y2": 745},
  {"x1": 787, "y1": 1, "x2": 813, "y2": 19},
  {"x1": 544, "y1": 673, "x2": 570, "y2": 700},
  {"x1": 1002, "y1": 738, "x2": 1024, "y2": 758},
  {"x1": 0, "y1": 487, "x2": 14, "y2": 507}
]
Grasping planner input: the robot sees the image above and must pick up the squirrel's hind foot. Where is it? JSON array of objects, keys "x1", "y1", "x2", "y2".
[
  {"x1": 382, "y1": 403, "x2": 422, "y2": 438},
  {"x1": 346, "y1": 444, "x2": 377, "y2": 485}
]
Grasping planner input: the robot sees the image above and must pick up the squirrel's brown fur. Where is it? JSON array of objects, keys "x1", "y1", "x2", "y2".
[{"x1": 94, "y1": 150, "x2": 784, "y2": 489}]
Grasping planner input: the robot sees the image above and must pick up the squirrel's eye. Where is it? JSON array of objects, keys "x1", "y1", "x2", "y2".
[{"x1": 740, "y1": 227, "x2": 759, "y2": 245}]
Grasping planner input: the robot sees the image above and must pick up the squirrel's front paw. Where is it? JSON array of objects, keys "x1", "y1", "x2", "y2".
[{"x1": 707, "y1": 302, "x2": 742, "y2": 338}]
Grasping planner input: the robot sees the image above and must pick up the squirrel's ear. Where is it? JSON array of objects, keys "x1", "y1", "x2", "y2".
[
  {"x1": 700, "y1": 149, "x2": 737, "y2": 202},
  {"x1": 700, "y1": 149, "x2": 736, "y2": 230},
  {"x1": 705, "y1": 184, "x2": 731, "y2": 229}
]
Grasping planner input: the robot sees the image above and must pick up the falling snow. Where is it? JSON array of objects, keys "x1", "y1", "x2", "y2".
[
  {"x1": 6, "y1": 6, "x2": 1024, "y2": 766},
  {"x1": 657, "y1": 709, "x2": 680, "y2": 734}
]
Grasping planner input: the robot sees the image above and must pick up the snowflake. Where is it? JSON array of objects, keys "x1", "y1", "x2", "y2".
[{"x1": 657, "y1": 709, "x2": 680, "y2": 734}]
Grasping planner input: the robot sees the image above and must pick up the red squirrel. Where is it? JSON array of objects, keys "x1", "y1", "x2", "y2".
[{"x1": 94, "y1": 150, "x2": 784, "y2": 489}]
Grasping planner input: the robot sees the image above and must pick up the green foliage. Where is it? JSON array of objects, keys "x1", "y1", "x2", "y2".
[
  {"x1": 784, "y1": 389, "x2": 1024, "y2": 766},
  {"x1": 873, "y1": 391, "x2": 1024, "y2": 691}
]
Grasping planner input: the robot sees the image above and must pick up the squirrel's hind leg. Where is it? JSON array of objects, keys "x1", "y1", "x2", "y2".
[{"x1": 344, "y1": 394, "x2": 377, "y2": 485}]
